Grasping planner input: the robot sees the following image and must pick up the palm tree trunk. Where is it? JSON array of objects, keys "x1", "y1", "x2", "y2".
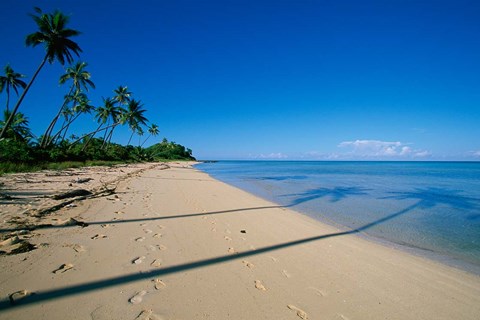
[
  {"x1": 50, "y1": 108, "x2": 82, "y2": 144},
  {"x1": 69, "y1": 122, "x2": 118, "y2": 150},
  {"x1": 41, "y1": 84, "x2": 74, "y2": 148},
  {"x1": 81, "y1": 123, "x2": 102, "y2": 152},
  {"x1": 60, "y1": 123, "x2": 70, "y2": 142},
  {"x1": 103, "y1": 126, "x2": 117, "y2": 151},
  {"x1": 5, "y1": 86, "x2": 10, "y2": 112},
  {"x1": 53, "y1": 118, "x2": 67, "y2": 144},
  {"x1": 140, "y1": 134, "x2": 151, "y2": 147},
  {"x1": 127, "y1": 131, "x2": 135, "y2": 145},
  {"x1": 0, "y1": 54, "x2": 48, "y2": 139}
]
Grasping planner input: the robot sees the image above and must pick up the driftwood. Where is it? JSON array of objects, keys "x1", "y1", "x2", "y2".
[
  {"x1": 28, "y1": 187, "x2": 116, "y2": 217},
  {"x1": 52, "y1": 189, "x2": 92, "y2": 200},
  {"x1": 21, "y1": 163, "x2": 168, "y2": 218},
  {"x1": 75, "y1": 178, "x2": 93, "y2": 184}
]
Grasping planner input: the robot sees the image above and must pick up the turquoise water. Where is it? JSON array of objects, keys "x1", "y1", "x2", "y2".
[{"x1": 195, "y1": 161, "x2": 480, "y2": 274}]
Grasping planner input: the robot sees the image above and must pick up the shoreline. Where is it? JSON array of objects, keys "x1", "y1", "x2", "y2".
[
  {"x1": 195, "y1": 161, "x2": 480, "y2": 276},
  {"x1": 1, "y1": 162, "x2": 479, "y2": 319}
]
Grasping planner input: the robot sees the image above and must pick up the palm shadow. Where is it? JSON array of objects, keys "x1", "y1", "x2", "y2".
[
  {"x1": 255, "y1": 175, "x2": 308, "y2": 181},
  {"x1": 1, "y1": 186, "x2": 479, "y2": 309},
  {"x1": 0, "y1": 198, "x2": 418, "y2": 310},
  {"x1": 283, "y1": 186, "x2": 370, "y2": 206},
  {"x1": 381, "y1": 187, "x2": 480, "y2": 211}
]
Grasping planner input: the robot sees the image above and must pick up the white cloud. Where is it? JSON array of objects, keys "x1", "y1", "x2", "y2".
[
  {"x1": 251, "y1": 152, "x2": 288, "y2": 159},
  {"x1": 471, "y1": 151, "x2": 480, "y2": 158},
  {"x1": 338, "y1": 140, "x2": 430, "y2": 159},
  {"x1": 414, "y1": 150, "x2": 432, "y2": 158}
]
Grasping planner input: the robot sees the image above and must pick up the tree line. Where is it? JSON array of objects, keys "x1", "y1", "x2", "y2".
[{"x1": 0, "y1": 7, "x2": 195, "y2": 169}]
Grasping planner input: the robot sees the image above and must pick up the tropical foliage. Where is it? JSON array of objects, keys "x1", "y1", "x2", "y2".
[{"x1": 0, "y1": 7, "x2": 195, "y2": 173}]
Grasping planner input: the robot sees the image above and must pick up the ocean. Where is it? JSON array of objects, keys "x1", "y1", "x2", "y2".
[{"x1": 195, "y1": 161, "x2": 480, "y2": 274}]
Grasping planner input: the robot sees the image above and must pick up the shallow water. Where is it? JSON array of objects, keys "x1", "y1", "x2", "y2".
[{"x1": 196, "y1": 161, "x2": 480, "y2": 274}]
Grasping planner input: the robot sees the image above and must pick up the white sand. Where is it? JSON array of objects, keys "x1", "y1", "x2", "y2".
[{"x1": 0, "y1": 162, "x2": 479, "y2": 319}]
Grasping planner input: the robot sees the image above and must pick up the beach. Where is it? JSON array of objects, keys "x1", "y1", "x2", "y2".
[{"x1": 1, "y1": 162, "x2": 479, "y2": 319}]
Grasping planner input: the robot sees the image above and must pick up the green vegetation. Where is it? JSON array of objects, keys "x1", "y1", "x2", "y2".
[
  {"x1": 146, "y1": 138, "x2": 194, "y2": 160},
  {"x1": 0, "y1": 7, "x2": 195, "y2": 174}
]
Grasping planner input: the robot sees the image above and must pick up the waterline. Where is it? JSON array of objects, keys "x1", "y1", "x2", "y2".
[{"x1": 196, "y1": 161, "x2": 480, "y2": 274}]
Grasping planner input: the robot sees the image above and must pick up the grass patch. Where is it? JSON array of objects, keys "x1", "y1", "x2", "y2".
[{"x1": 0, "y1": 160, "x2": 133, "y2": 175}]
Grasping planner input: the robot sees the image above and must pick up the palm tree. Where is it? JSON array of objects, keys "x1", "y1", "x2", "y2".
[
  {"x1": 50, "y1": 92, "x2": 94, "y2": 143},
  {"x1": 41, "y1": 61, "x2": 94, "y2": 147},
  {"x1": 123, "y1": 99, "x2": 148, "y2": 145},
  {"x1": 141, "y1": 123, "x2": 159, "y2": 147},
  {"x1": 113, "y1": 85, "x2": 131, "y2": 106},
  {"x1": 59, "y1": 61, "x2": 95, "y2": 91},
  {"x1": 0, "y1": 7, "x2": 82, "y2": 139},
  {"x1": 81, "y1": 97, "x2": 124, "y2": 151},
  {"x1": 102, "y1": 97, "x2": 125, "y2": 148},
  {"x1": 0, "y1": 64, "x2": 27, "y2": 112},
  {"x1": 0, "y1": 110, "x2": 32, "y2": 142}
]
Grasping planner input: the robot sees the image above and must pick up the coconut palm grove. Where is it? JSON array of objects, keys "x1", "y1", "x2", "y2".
[{"x1": 0, "y1": 7, "x2": 195, "y2": 173}]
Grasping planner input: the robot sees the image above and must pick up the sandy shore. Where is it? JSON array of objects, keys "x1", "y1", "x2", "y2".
[{"x1": 1, "y1": 162, "x2": 479, "y2": 319}]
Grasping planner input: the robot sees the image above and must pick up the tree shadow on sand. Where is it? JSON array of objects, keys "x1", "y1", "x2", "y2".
[
  {"x1": 1, "y1": 187, "x2": 479, "y2": 309},
  {"x1": 0, "y1": 202, "x2": 423, "y2": 310}
]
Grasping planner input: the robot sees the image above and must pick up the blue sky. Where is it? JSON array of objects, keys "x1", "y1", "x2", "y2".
[{"x1": 1, "y1": 0, "x2": 479, "y2": 160}]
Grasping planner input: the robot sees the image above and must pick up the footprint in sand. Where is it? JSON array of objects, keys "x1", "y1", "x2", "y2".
[
  {"x1": 282, "y1": 270, "x2": 292, "y2": 278},
  {"x1": 135, "y1": 237, "x2": 146, "y2": 242},
  {"x1": 228, "y1": 247, "x2": 235, "y2": 254},
  {"x1": 269, "y1": 256, "x2": 278, "y2": 262},
  {"x1": 9, "y1": 289, "x2": 32, "y2": 305},
  {"x1": 129, "y1": 290, "x2": 147, "y2": 304},
  {"x1": 287, "y1": 305, "x2": 308, "y2": 319},
  {"x1": 224, "y1": 236, "x2": 232, "y2": 241},
  {"x1": 254, "y1": 280, "x2": 267, "y2": 291},
  {"x1": 132, "y1": 256, "x2": 146, "y2": 264},
  {"x1": 153, "y1": 278, "x2": 166, "y2": 290},
  {"x1": 144, "y1": 229, "x2": 153, "y2": 234},
  {"x1": 308, "y1": 287, "x2": 327, "y2": 297},
  {"x1": 140, "y1": 223, "x2": 147, "y2": 227},
  {"x1": 242, "y1": 260, "x2": 254, "y2": 268},
  {"x1": 101, "y1": 224, "x2": 113, "y2": 228},
  {"x1": 153, "y1": 233, "x2": 162, "y2": 238},
  {"x1": 114, "y1": 210, "x2": 124, "y2": 215},
  {"x1": 158, "y1": 244, "x2": 167, "y2": 251},
  {"x1": 52, "y1": 263, "x2": 74, "y2": 274},
  {"x1": 150, "y1": 259, "x2": 162, "y2": 267},
  {"x1": 157, "y1": 225, "x2": 165, "y2": 230},
  {"x1": 91, "y1": 234, "x2": 107, "y2": 240},
  {"x1": 73, "y1": 244, "x2": 86, "y2": 253}
]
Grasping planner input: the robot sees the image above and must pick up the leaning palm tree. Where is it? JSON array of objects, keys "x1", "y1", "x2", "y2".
[
  {"x1": 80, "y1": 97, "x2": 124, "y2": 151},
  {"x1": 123, "y1": 99, "x2": 148, "y2": 145},
  {"x1": 0, "y1": 110, "x2": 33, "y2": 142},
  {"x1": 50, "y1": 92, "x2": 94, "y2": 143},
  {"x1": 41, "y1": 61, "x2": 94, "y2": 147},
  {"x1": 102, "y1": 97, "x2": 124, "y2": 148},
  {"x1": 0, "y1": 64, "x2": 27, "y2": 112},
  {"x1": 0, "y1": 7, "x2": 82, "y2": 139},
  {"x1": 141, "y1": 123, "x2": 159, "y2": 147}
]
